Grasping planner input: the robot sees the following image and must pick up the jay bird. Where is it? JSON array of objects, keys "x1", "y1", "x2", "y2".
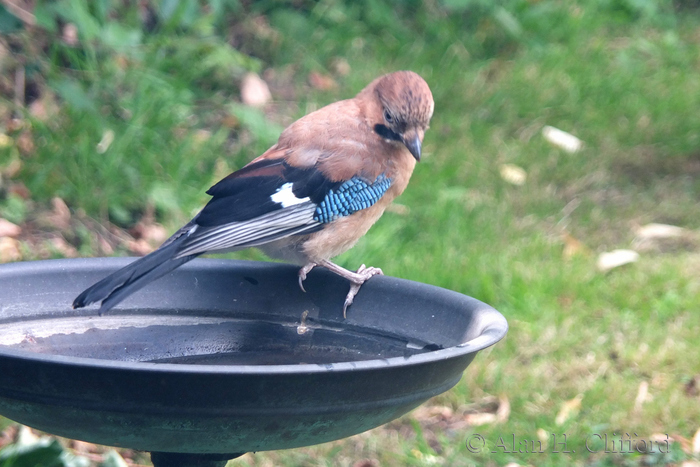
[{"x1": 73, "y1": 70, "x2": 434, "y2": 317}]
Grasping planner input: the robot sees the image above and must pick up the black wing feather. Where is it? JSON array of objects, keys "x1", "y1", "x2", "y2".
[
  {"x1": 195, "y1": 159, "x2": 342, "y2": 227},
  {"x1": 285, "y1": 164, "x2": 343, "y2": 204}
]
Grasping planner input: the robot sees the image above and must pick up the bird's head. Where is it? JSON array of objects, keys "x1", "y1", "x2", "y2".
[{"x1": 366, "y1": 71, "x2": 434, "y2": 161}]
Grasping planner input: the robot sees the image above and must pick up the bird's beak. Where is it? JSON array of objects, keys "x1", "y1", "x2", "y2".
[{"x1": 402, "y1": 130, "x2": 422, "y2": 161}]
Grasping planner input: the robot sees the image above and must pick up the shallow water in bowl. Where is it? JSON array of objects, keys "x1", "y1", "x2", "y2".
[{"x1": 0, "y1": 313, "x2": 443, "y2": 365}]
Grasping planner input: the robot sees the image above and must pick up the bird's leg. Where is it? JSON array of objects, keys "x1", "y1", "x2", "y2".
[
  {"x1": 318, "y1": 259, "x2": 383, "y2": 317},
  {"x1": 298, "y1": 262, "x2": 317, "y2": 293}
]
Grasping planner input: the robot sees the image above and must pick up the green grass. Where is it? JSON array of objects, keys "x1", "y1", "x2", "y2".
[{"x1": 1, "y1": 1, "x2": 700, "y2": 466}]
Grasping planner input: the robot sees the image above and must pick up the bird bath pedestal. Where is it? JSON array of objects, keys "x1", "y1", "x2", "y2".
[{"x1": 0, "y1": 258, "x2": 507, "y2": 466}]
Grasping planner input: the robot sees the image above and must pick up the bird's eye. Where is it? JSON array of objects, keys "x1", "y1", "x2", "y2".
[{"x1": 383, "y1": 110, "x2": 394, "y2": 123}]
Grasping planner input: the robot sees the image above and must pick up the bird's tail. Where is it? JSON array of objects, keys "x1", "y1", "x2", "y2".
[{"x1": 72, "y1": 235, "x2": 198, "y2": 314}]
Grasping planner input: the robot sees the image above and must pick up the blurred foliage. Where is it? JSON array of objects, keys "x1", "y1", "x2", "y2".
[
  {"x1": 1, "y1": 0, "x2": 258, "y2": 224},
  {"x1": 0, "y1": 426, "x2": 131, "y2": 467},
  {"x1": 0, "y1": 0, "x2": 694, "y2": 225},
  {"x1": 0, "y1": 437, "x2": 87, "y2": 467}
]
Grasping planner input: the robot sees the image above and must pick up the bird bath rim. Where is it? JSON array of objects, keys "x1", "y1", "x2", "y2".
[{"x1": 0, "y1": 257, "x2": 507, "y2": 375}]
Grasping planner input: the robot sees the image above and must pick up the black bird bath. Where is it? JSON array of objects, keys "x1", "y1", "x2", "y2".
[{"x1": 0, "y1": 258, "x2": 507, "y2": 466}]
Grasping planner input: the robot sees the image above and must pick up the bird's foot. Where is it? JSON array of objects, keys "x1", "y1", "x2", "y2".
[
  {"x1": 298, "y1": 262, "x2": 317, "y2": 293},
  {"x1": 316, "y1": 260, "x2": 383, "y2": 317},
  {"x1": 342, "y1": 264, "x2": 383, "y2": 318}
]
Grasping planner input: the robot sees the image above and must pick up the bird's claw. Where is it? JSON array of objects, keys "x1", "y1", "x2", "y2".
[
  {"x1": 298, "y1": 262, "x2": 317, "y2": 293},
  {"x1": 342, "y1": 264, "x2": 384, "y2": 318},
  {"x1": 356, "y1": 264, "x2": 383, "y2": 278},
  {"x1": 342, "y1": 285, "x2": 360, "y2": 318}
]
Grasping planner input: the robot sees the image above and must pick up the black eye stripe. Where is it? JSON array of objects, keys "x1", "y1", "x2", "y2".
[{"x1": 374, "y1": 124, "x2": 402, "y2": 142}]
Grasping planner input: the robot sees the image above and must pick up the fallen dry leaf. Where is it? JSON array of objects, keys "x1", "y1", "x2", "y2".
[
  {"x1": 537, "y1": 428, "x2": 549, "y2": 450},
  {"x1": 126, "y1": 208, "x2": 167, "y2": 254},
  {"x1": 98, "y1": 236, "x2": 115, "y2": 256},
  {"x1": 464, "y1": 412, "x2": 497, "y2": 426},
  {"x1": 49, "y1": 237, "x2": 78, "y2": 258},
  {"x1": 308, "y1": 71, "x2": 338, "y2": 91},
  {"x1": 596, "y1": 249, "x2": 639, "y2": 272},
  {"x1": 407, "y1": 403, "x2": 471, "y2": 437},
  {"x1": 103, "y1": 450, "x2": 130, "y2": 467},
  {"x1": 562, "y1": 232, "x2": 588, "y2": 259},
  {"x1": 127, "y1": 238, "x2": 155, "y2": 256},
  {"x1": 635, "y1": 223, "x2": 686, "y2": 240},
  {"x1": 632, "y1": 223, "x2": 697, "y2": 252},
  {"x1": 63, "y1": 23, "x2": 79, "y2": 46},
  {"x1": 542, "y1": 125, "x2": 583, "y2": 153},
  {"x1": 0, "y1": 237, "x2": 21, "y2": 262},
  {"x1": 411, "y1": 405, "x2": 454, "y2": 425},
  {"x1": 29, "y1": 100, "x2": 48, "y2": 120},
  {"x1": 331, "y1": 57, "x2": 351, "y2": 76},
  {"x1": 16, "y1": 425, "x2": 38, "y2": 444},
  {"x1": 499, "y1": 164, "x2": 527, "y2": 186},
  {"x1": 130, "y1": 216, "x2": 168, "y2": 247},
  {"x1": 633, "y1": 380, "x2": 650, "y2": 413},
  {"x1": 29, "y1": 92, "x2": 59, "y2": 121},
  {"x1": 71, "y1": 439, "x2": 98, "y2": 455},
  {"x1": 555, "y1": 394, "x2": 583, "y2": 425},
  {"x1": 464, "y1": 395, "x2": 510, "y2": 426},
  {"x1": 0, "y1": 424, "x2": 17, "y2": 449},
  {"x1": 7, "y1": 118, "x2": 26, "y2": 133},
  {"x1": 67, "y1": 438, "x2": 140, "y2": 465},
  {"x1": 692, "y1": 428, "x2": 700, "y2": 455},
  {"x1": 16, "y1": 131, "x2": 34, "y2": 155},
  {"x1": 46, "y1": 197, "x2": 71, "y2": 230},
  {"x1": 496, "y1": 395, "x2": 511, "y2": 423},
  {"x1": 241, "y1": 72, "x2": 272, "y2": 107},
  {"x1": 8, "y1": 181, "x2": 30, "y2": 199},
  {"x1": 142, "y1": 223, "x2": 168, "y2": 245},
  {"x1": 96, "y1": 129, "x2": 115, "y2": 154},
  {"x1": 0, "y1": 218, "x2": 21, "y2": 237}
]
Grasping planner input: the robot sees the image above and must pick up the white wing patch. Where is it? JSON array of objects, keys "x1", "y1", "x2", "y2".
[{"x1": 271, "y1": 182, "x2": 310, "y2": 208}]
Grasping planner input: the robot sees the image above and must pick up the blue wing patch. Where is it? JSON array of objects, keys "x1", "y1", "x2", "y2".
[{"x1": 314, "y1": 174, "x2": 393, "y2": 224}]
